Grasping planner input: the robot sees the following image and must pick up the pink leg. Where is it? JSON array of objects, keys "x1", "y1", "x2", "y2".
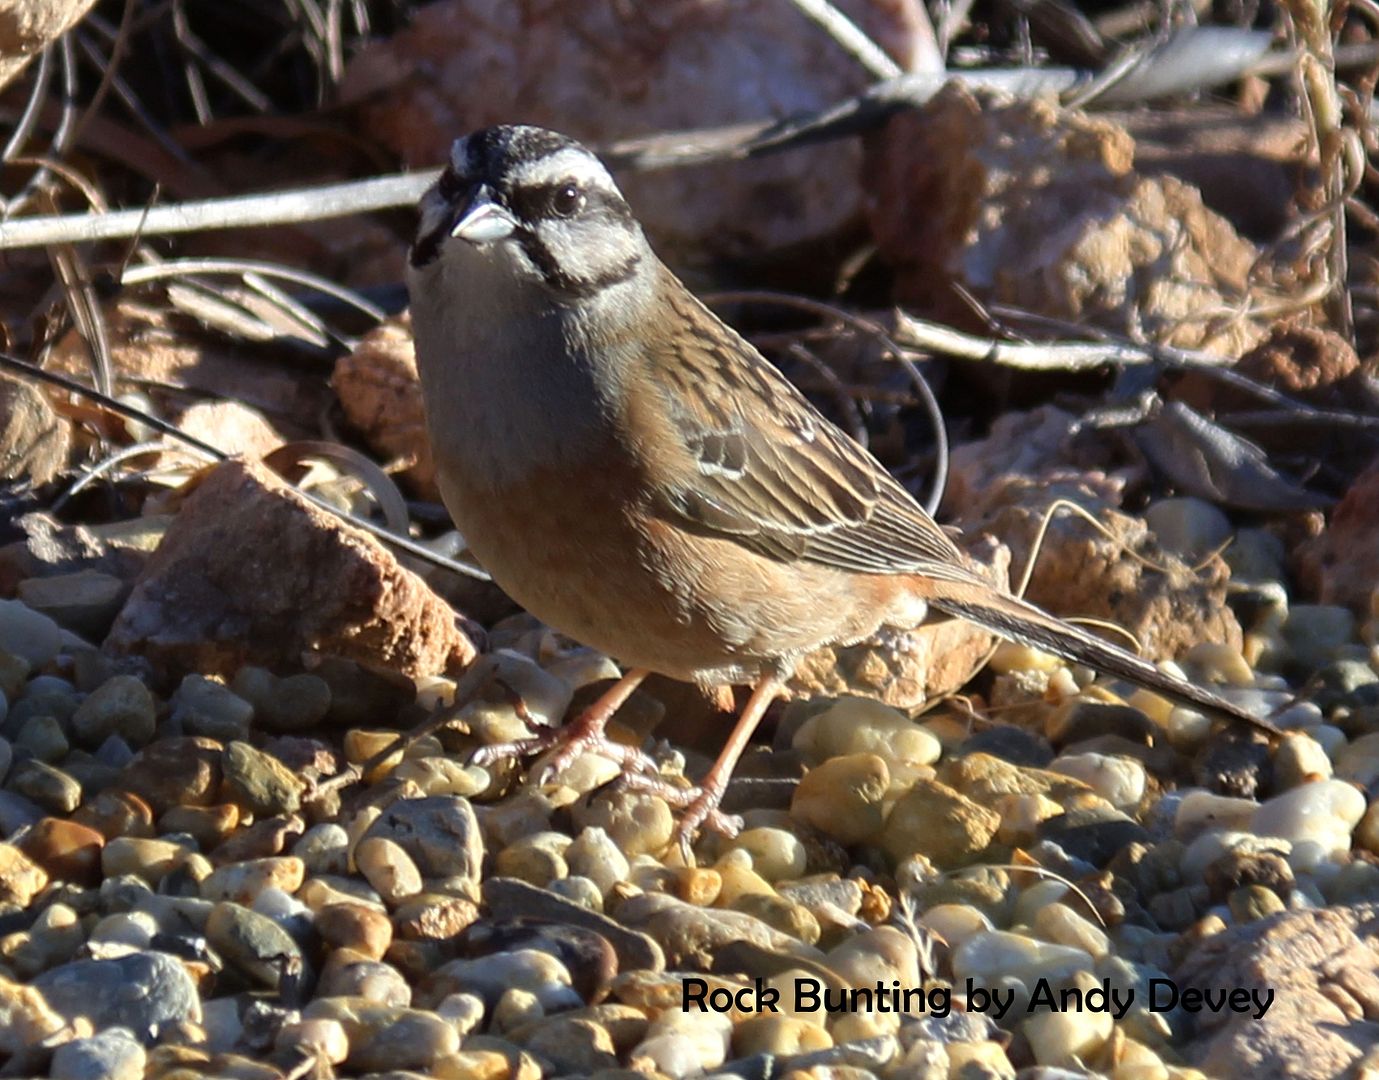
[
  {"x1": 471, "y1": 667, "x2": 657, "y2": 779},
  {"x1": 671, "y1": 672, "x2": 787, "y2": 859}
]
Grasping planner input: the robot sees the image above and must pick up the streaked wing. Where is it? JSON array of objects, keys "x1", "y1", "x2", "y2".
[{"x1": 640, "y1": 273, "x2": 975, "y2": 583}]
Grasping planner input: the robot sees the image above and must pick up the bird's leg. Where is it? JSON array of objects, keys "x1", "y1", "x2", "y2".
[
  {"x1": 471, "y1": 667, "x2": 658, "y2": 780},
  {"x1": 667, "y1": 671, "x2": 787, "y2": 860}
]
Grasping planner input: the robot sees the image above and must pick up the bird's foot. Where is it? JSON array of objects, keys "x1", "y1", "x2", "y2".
[
  {"x1": 471, "y1": 706, "x2": 659, "y2": 784},
  {"x1": 616, "y1": 771, "x2": 743, "y2": 862}
]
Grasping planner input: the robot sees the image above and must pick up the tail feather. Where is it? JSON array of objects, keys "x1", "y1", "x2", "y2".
[{"x1": 926, "y1": 583, "x2": 1283, "y2": 738}]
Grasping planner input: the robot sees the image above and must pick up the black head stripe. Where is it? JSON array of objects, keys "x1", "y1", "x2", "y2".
[{"x1": 464, "y1": 126, "x2": 580, "y2": 182}]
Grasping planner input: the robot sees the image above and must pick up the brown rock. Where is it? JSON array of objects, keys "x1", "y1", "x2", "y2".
[
  {"x1": 956, "y1": 473, "x2": 1241, "y2": 660},
  {"x1": 880, "y1": 778, "x2": 1000, "y2": 866},
  {"x1": 0, "y1": 374, "x2": 70, "y2": 486},
  {"x1": 0, "y1": 0, "x2": 98, "y2": 91},
  {"x1": 175, "y1": 401, "x2": 285, "y2": 460},
  {"x1": 15, "y1": 818, "x2": 104, "y2": 885},
  {"x1": 1174, "y1": 322, "x2": 1363, "y2": 415},
  {"x1": 45, "y1": 301, "x2": 327, "y2": 437},
  {"x1": 117, "y1": 737, "x2": 224, "y2": 814},
  {"x1": 332, "y1": 316, "x2": 437, "y2": 501},
  {"x1": 866, "y1": 86, "x2": 1268, "y2": 356},
  {"x1": 943, "y1": 406, "x2": 1126, "y2": 519},
  {"x1": 339, "y1": 0, "x2": 935, "y2": 272},
  {"x1": 70, "y1": 789, "x2": 156, "y2": 841},
  {"x1": 1176, "y1": 904, "x2": 1379, "y2": 1079},
  {"x1": 1294, "y1": 460, "x2": 1379, "y2": 614},
  {"x1": 790, "y1": 536, "x2": 1008, "y2": 710},
  {"x1": 317, "y1": 902, "x2": 394, "y2": 960},
  {"x1": 105, "y1": 459, "x2": 476, "y2": 679}
]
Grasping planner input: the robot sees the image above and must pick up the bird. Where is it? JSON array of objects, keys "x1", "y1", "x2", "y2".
[{"x1": 406, "y1": 124, "x2": 1282, "y2": 848}]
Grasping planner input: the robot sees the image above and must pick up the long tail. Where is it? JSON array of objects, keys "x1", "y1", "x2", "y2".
[{"x1": 924, "y1": 580, "x2": 1283, "y2": 738}]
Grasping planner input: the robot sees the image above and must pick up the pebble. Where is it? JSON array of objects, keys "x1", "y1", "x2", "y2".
[
  {"x1": 34, "y1": 951, "x2": 198, "y2": 1034},
  {"x1": 521, "y1": 1015, "x2": 620, "y2": 1073},
  {"x1": 15, "y1": 714, "x2": 68, "y2": 762},
  {"x1": 917, "y1": 903, "x2": 992, "y2": 948},
  {"x1": 1049, "y1": 752, "x2": 1146, "y2": 809},
  {"x1": 118, "y1": 736, "x2": 223, "y2": 812},
  {"x1": 170, "y1": 674, "x2": 255, "y2": 742},
  {"x1": 880, "y1": 779, "x2": 999, "y2": 866},
  {"x1": 460, "y1": 650, "x2": 573, "y2": 744},
  {"x1": 393, "y1": 892, "x2": 479, "y2": 941},
  {"x1": 7, "y1": 758, "x2": 81, "y2": 814},
  {"x1": 1180, "y1": 830, "x2": 1291, "y2": 885},
  {"x1": 429, "y1": 948, "x2": 583, "y2": 1012},
  {"x1": 953, "y1": 930, "x2": 1092, "y2": 991},
  {"x1": 565, "y1": 826, "x2": 631, "y2": 897},
  {"x1": 1274, "y1": 731, "x2": 1334, "y2": 788},
  {"x1": 316, "y1": 901, "x2": 394, "y2": 959},
  {"x1": 258, "y1": 672, "x2": 332, "y2": 732},
  {"x1": 205, "y1": 900, "x2": 307, "y2": 991},
  {"x1": 790, "y1": 753, "x2": 889, "y2": 844},
  {"x1": 71, "y1": 674, "x2": 157, "y2": 748},
  {"x1": 0, "y1": 600, "x2": 62, "y2": 668},
  {"x1": 200, "y1": 856, "x2": 306, "y2": 904},
  {"x1": 293, "y1": 822, "x2": 352, "y2": 875},
  {"x1": 159, "y1": 803, "x2": 238, "y2": 850},
  {"x1": 1283, "y1": 606, "x2": 1358, "y2": 672},
  {"x1": 356, "y1": 836, "x2": 425, "y2": 903},
  {"x1": 734, "y1": 1014, "x2": 833, "y2": 1056},
  {"x1": 318, "y1": 948, "x2": 410, "y2": 1005},
  {"x1": 727, "y1": 827, "x2": 807, "y2": 883},
  {"x1": 17, "y1": 816, "x2": 104, "y2": 883},
  {"x1": 1032, "y1": 903, "x2": 1110, "y2": 959},
  {"x1": 1335, "y1": 733, "x2": 1379, "y2": 788},
  {"x1": 1143, "y1": 497, "x2": 1232, "y2": 561},
  {"x1": 1251, "y1": 779, "x2": 1365, "y2": 868},
  {"x1": 222, "y1": 740, "x2": 304, "y2": 816},
  {"x1": 302, "y1": 998, "x2": 460, "y2": 1072},
  {"x1": 792, "y1": 697, "x2": 941, "y2": 791},
  {"x1": 482, "y1": 877, "x2": 663, "y2": 971},
  {"x1": 571, "y1": 790, "x2": 674, "y2": 858},
  {"x1": 364, "y1": 795, "x2": 484, "y2": 882},
  {"x1": 49, "y1": 1027, "x2": 146, "y2": 1080},
  {"x1": 630, "y1": 1007, "x2": 733, "y2": 1077},
  {"x1": 275, "y1": 1017, "x2": 349, "y2": 1066},
  {"x1": 1023, "y1": 972, "x2": 1114, "y2": 1065},
  {"x1": 87, "y1": 910, "x2": 159, "y2": 953},
  {"x1": 1174, "y1": 790, "x2": 1259, "y2": 840},
  {"x1": 494, "y1": 830, "x2": 571, "y2": 888}
]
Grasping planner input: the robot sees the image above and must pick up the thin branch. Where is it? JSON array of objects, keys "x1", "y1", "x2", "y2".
[
  {"x1": 0, "y1": 27, "x2": 1278, "y2": 251},
  {"x1": 0, "y1": 171, "x2": 436, "y2": 249},
  {"x1": 785, "y1": 0, "x2": 902, "y2": 79},
  {"x1": 0, "y1": 352, "x2": 493, "y2": 582}
]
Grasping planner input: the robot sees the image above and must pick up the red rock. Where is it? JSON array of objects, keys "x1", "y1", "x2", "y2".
[
  {"x1": 0, "y1": 374, "x2": 70, "y2": 486},
  {"x1": 104, "y1": 459, "x2": 477, "y2": 680},
  {"x1": 864, "y1": 86, "x2": 1267, "y2": 356},
  {"x1": 958, "y1": 473, "x2": 1241, "y2": 660},
  {"x1": 1176, "y1": 904, "x2": 1379, "y2": 1079},
  {"x1": 339, "y1": 0, "x2": 936, "y2": 271},
  {"x1": 1294, "y1": 459, "x2": 1379, "y2": 614},
  {"x1": 175, "y1": 401, "x2": 285, "y2": 460},
  {"x1": 332, "y1": 316, "x2": 437, "y2": 501}
]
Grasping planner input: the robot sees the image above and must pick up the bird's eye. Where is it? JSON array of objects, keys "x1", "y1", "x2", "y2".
[{"x1": 550, "y1": 182, "x2": 584, "y2": 218}]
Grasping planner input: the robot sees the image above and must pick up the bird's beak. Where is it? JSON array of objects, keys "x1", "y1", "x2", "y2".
[{"x1": 451, "y1": 185, "x2": 517, "y2": 244}]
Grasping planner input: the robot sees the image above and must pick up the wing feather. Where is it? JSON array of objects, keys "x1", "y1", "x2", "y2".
[{"x1": 641, "y1": 275, "x2": 977, "y2": 583}]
